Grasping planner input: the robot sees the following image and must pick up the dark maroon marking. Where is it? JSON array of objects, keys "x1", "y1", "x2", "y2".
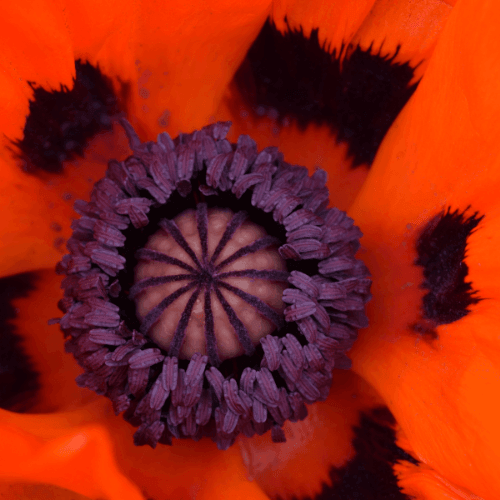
[
  {"x1": 140, "y1": 282, "x2": 197, "y2": 334},
  {"x1": 135, "y1": 249, "x2": 198, "y2": 274},
  {"x1": 213, "y1": 287, "x2": 255, "y2": 356},
  {"x1": 210, "y1": 210, "x2": 249, "y2": 264},
  {"x1": 217, "y1": 280, "x2": 284, "y2": 328},
  {"x1": 203, "y1": 285, "x2": 220, "y2": 366},
  {"x1": 298, "y1": 408, "x2": 417, "y2": 500},
  {"x1": 0, "y1": 273, "x2": 40, "y2": 410},
  {"x1": 15, "y1": 60, "x2": 125, "y2": 174},
  {"x1": 129, "y1": 275, "x2": 195, "y2": 299},
  {"x1": 215, "y1": 235, "x2": 281, "y2": 270},
  {"x1": 217, "y1": 269, "x2": 290, "y2": 281},
  {"x1": 414, "y1": 208, "x2": 483, "y2": 336},
  {"x1": 233, "y1": 19, "x2": 418, "y2": 167},
  {"x1": 168, "y1": 287, "x2": 202, "y2": 358},
  {"x1": 196, "y1": 203, "x2": 209, "y2": 263},
  {"x1": 158, "y1": 219, "x2": 203, "y2": 268}
]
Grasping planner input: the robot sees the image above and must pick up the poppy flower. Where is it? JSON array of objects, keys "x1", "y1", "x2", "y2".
[{"x1": 1, "y1": 0, "x2": 499, "y2": 499}]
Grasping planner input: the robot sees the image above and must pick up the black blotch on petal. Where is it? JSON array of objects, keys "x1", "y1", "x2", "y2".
[
  {"x1": 15, "y1": 60, "x2": 123, "y2": 174},
  {"x1": 335, "y1": 45, "x2": 418, "y2": 167},
  {"x1": 288, "y1": 408, "x2": 417, "y2": 500},
  {"x1": 0, "y1": 273, "x2": 40, "y2": 410},
  {"x1": 415, "y1": 208, "x2": 483, "y2": 331},
  {"x1": 234, "y1": 19, "x2": 418, "y2": 167}
]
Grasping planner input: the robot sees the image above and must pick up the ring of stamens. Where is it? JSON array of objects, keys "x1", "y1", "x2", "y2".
[{"x1": 54, "y1": 119, "x2": 371, "y2": 450}]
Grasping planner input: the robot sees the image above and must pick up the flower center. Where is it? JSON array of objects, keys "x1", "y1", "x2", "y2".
[
  {"x1": 54, "y1": 119, "x2": 371, "y2": 450},
  {"x1": 133, "y1": 205, "x2": 287, "y2": 363}
]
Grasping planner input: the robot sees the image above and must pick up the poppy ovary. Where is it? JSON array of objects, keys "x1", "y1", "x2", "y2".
[
  {"x1": 53, "y1": 118, "x2": 371, "y2": 450},
  {"x1": 133, "y1": 205, "x2": 288, "y2": 364}
]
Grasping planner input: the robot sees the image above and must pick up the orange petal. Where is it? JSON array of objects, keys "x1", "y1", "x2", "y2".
[
  {"x1": 348, "y1": 0, "x2": 453, "y2": 81},
  {"x1": 98, "y1": 404, "x2": 269, "y2": 500},
  {"x1": 10, "y1": 269, "x2": 96, "y2": 411},
  {"x1": 62, "y1": 0, "x2": 136, "y2": 112},
  {"x1": 0, "y1": 124, "x2": 131, "y2": 277},
  {"x1": 270, "y1": 0, "x2": 451, "y2": 82},
  {"x1": 216, "y1": 0, "x2": 378, "y2": 210},
  {"x1": 1, "y1": 0, "x2": 273, "y2": 275},
  {"x1": 11, "y1": 269, "x2": 267, "y2": 498},
  {"x1": 351, "y1": 268, "x2": 500, "y2": 498},
  {"x1": 395, "y1": 461, "x2": 484, "y2": 500},
  {"x1": 0, "y1": 1, "x2": 73, "y2": 89},
  {"x1": 79, "y1": 0, "x2": 273, "y2": 138},
  {"x1": 464, "y1": 210, "x2": 500, "y2": 368},
  {"x1": 193, "y1": 448, "x2": 270, "y2": 500},
  {"x1": 0, "y1": 483, "x2": 92, "y2": 500},
  {"x1": 0, "y1": 65, "x2": 31, "y2": 164},
  {"x1": 0, "y1": 159, "x2": 72, "y2": 277},
  {"x1": 216, "y1": 0, "x2": 447, "y2": 211},
  {"x1": 0, "y1": 404, "x2": 144, "y2": 500},
  {"x1": 350, "y1": 2, "x2": 500, "y2": 222},
  {"x1": 215, "y1": 97, "x2": 369, "y2": 211},
  {"x1": 1, "y1": 401, "x2": 270, "y2": 500},
  {"x1": 3, "y1": 0, "x2": 274, "y2": 144},
  {"x1": 0, "y1": 4, "x2": 75, "y2": 271},
  {"x1": 0, "y1": 0, "x2": 74, "y2": 156},
  {"x1": 0, "y1": 1, "x2": 133, "y2": 276},
  {"x1": 349, "y1": 0, "x2": 500, "y2": 496},
  {"x1": 10, "y1": 266, "x2": 268, "y2": 499},
  {"x1": 237, "y1": 370, "x2": 383, "y2": 500},
  {"x1": 394, "y1": 427, "x2": 486, "y2": 500},
  {"x1": 270, "y1": 0, "x2": 376, "y2": 52}
]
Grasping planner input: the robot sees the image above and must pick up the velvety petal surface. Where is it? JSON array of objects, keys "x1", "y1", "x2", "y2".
[
  {"x1": 348, "y1": 0, "x2": 453, "y2": 80},
  {"x1": 0, "y1": 483, "x2": 92, "y2": 500},
  {"x1": 349, "y1": 0, "x2": 500, "y2": 497},
  {"x1": 9, "y1": 270, "x2": 94, "y2": 412},
  {"x1": 0, "y1": 0, "x2": 74, "y2": 152},
  {"x1": 212, "y1": 108, "x2": 369, "y2": 211},
  {"x1": 4, "y1": 268, "x2": 271, "y2": 499},
  {"x1": 0, "y1": 0, "x2": 74, "y2": 277},
  {"x1": 109, "y1": 418, "x2": 270, "y2": 500},
  {"x1": 238, "y1": 370, "x2": 384, "y2": 500},
  {"x1": 0, "y1": 0, "x2": 273, "y2": 278},
  {"x1": 394, "y1": 461, "x2": 485, "y2": 500},
  {"x1": 215, "y1": 0, "x2": 452, "y2": 211},
  {"x1": 0, "y1": 127, "x2": 131, "y2": 278},
  {"x1": 270, "y1": 0, "x2": 376, "y2": 51},
  {"x1": 64, "y1": 0, "x2": 273, "y2": 137},
  {"x1": 272, "y1": 0, "x2": 452, "y2": 73},
  {"x1": 0, "y1": 404, "x2": 143, "y2": 500},
  {"x1": 3, "y1": 0, "x2": 490, "y2": 498}
]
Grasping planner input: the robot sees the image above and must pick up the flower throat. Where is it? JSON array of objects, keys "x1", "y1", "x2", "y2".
[{"x1": 54, "y1": 119, "x2": 371, "y2": 450}]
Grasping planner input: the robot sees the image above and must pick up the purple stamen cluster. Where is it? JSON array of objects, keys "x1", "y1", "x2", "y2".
[{"x1": 54, "y1": 119, "x2": 371, "y2": 450}]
